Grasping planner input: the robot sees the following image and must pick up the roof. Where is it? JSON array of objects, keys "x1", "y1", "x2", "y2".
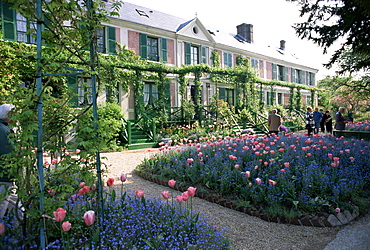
[{"x1": 109, "y1": 2, "x2": 317, "y2": 70}]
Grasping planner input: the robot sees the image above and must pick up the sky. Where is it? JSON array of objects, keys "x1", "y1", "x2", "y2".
[{"x1": 124, "y1": 0, "x2": 341, "y2": 80}]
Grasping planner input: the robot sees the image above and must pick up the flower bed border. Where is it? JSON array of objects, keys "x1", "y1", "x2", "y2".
[
  {"x1": 134, "y1": 170, "x2": 360, "y2": 227},
  {"x1": 333, "y1": 130, "x2": 370, "y2": 140}
]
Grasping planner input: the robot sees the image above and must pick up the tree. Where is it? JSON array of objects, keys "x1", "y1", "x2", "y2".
[
  {"x1": 289, "y1": 0, "x2": 370, "y2": 73},
  {"x1": 318, "y1": 76, "x2": 370, "y2": 114}
]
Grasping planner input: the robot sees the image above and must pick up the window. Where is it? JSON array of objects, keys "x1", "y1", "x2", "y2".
[
  {"x1": 191, "y1": 45, "x2": 199, "y2": 65},
  {"x1": 78, "y1": 78, "x2": 93, "y2": 106},
  {"x1": 185, "y1": 43, "x2": 207, "y2": 65},
  {"x1": 223, "y1": 52, "x2": 232, "y2": 68},
  {"x1": 272, "y1": 64, "x2": 288, "y2": 81},
  {"x1": 308, "y1": 72, "x2": 315, "y2": 86},
  {"x1": 1, "y1": 3, "x2": 37, "y2": 43},
  {"x1": 306, "y1": 95, "x2": 311, "y2": 105},
  {"x1": 97, "y1": 26, "x2": 116, "y2": 54},
  {"x1": 143, "y1": 83, "x2": 158, "y2": 106},
  {"x1": 219, "y1": 87, "x2": 234, "y2": 106},
  {"x1": 277, "y1": 93, "x2": 282, "y2": 104},
  {"x1": 140, "y1": 33, "x2": 167, "y2": 62},
  {"x1": 147, "y1": 37, "x2": 159, "y2": 61},
  {"x1": 251, "y1": 58, "x2": 259, "y2": 69}
]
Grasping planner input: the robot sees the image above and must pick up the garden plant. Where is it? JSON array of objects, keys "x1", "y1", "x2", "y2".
[{"x1": 137, "y1": 133, "x2": 370, "y2": 220}]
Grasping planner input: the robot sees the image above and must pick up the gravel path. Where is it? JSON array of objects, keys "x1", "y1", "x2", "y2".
[{"x1": 100, "y1": 148, "x2": 346, "y2": 250}]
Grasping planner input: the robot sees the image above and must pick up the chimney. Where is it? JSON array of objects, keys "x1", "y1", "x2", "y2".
[
  {"x1": 236, "y1": 23, "x2": 253, "y2": 43},
  {"x1": 280, "y1": 40, "x2": 286, "y2": 50}
]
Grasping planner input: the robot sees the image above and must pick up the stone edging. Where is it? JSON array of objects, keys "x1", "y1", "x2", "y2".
[{"x1": 134, "y1": 170, "x2": 360, "y2": 227}]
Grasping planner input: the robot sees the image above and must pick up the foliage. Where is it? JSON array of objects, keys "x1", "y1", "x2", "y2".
[
  {"x1": 137, "y1": 133, "x2": 370, "y2": 218},
  {"x1": 181, "y1": 99, "x2": 196, "y2": 126},
  {"x1": 74, "y1": 102, "x2": 125, "y2": 151},
  {"x1": 318, "y1": 76, "x2": 370, "y2": 114},
  {"x1": 1, "y1": 183, "x2": 230, "y2": 249},
  {"x1": 290, "y1": 0, "x2": 370, "y2": 72}
]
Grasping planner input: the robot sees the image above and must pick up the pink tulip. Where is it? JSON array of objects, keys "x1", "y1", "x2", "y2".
[
  {"x1": 107, "y1": 178, "x2": 114, "y2": 187},
  {"x1": 187, "y1": 187, "x2": 197, "y2": 197},
  {"x1": 176, "y1": 195, "x2": 184, "y2": 202},
  {"x1": 187, "y1": 158, "x2": 194, "y2": 163},
  {"x1": 335, "y1": 208, "x2": 341, "y2": 213},
  {"x1": 77, "y1": 188, "x2": 85, "y2": 196},
  {"x1": 76, "y1": 149, "x2": 81, "y2": 153},
  {"x1": 0, "y1": 223, "x2": 5, "y2": 235},
  {"x1": 161, "y1": 191, "x2": 170, "y2": 199},
  {"x1": 245, "y1": 171, "x2": 250, "y2": 178},
  {"x1": 79, "y1": 182, "x2": 86, "y2": 187},
  {"x1": 280, "y1": 169, "x2": 286, "y2": 173},
  {"x1": 48, "y1": 189, "x2": 56, "y2": 196},
  {"x1": 82, "y1": 186, "x2": 90, "y2": 193},
  {"x1": 135, "y1": 190, "x2": 144, "y2": 198},
  {"x1": 248, "y1": 183, "x2": 253, "y2": 187},
  {"x1": 283, "y1": 162, "x2": 290, "y2": 168},
  {"x1": 53, "y1": 208, "x2": 67, "y2": 222},
  {"x1": 182, "y1": 191, "x2": 189, "y2": 201},
  {"x1": 234, "y1": 164, "x2": 240, "y2": 169},
  {"x1": 62, "y1": 221, "x2": 71, "y2": 232},
  {"x1": 255, "y1": 178, "x2": 262, "y2": 185},
  {"x1": 168, "y1": 179, "x2": 176, "y2": 187},
  {"x1": 83, "y1": 210, "x2": 95, "y2": 226},
  {"x1": 120, "y1": 173, "x2": 127, "y2": 182}
]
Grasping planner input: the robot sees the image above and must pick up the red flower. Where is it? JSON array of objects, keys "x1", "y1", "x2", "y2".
[
  {"x1": 168, "y1": 179, "x2": 176, "y2": 187},
  {"x1": 120, "y1": 173, "x2": 127, "y2": 182},
  {"x1": 187, "y1": 187, "x2": 197, "y2": 197},
  {"x1": 161, "y1": 191, "x2": 170, "y2": 199},
  {"x1": 107, "y1": 178, "x2": 114, "y2": 187},
  {"x1": 135, "y1": 190, "x2": 144, "y2": 198}
]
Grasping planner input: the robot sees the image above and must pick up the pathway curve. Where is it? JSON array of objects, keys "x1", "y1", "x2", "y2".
[{"x1": 100, "y1": 148, "x2": 348, "y2": 250}]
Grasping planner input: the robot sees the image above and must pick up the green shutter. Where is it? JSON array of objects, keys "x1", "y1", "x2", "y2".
[
  {"x1": 219, "y1": 87, "x2": 226, "y2": 100},
  {"x1": 164, "y1": 81, "x2": 171, "y2": 109},
  {"x1": 284, "y1": 67, "x2": 289, "y2": 82},
  {"x1": 311, "y1": 72, "x2": 315, "y2": 85},
  {"x1": 291, "y1": 68, "x2": 296, "y2": 83},
  {"x1": 2, "y1": 3, "x2": 16, "y2": 41},
  {"x1": 107, "y1": 26, "x2": 116, "y2": 55},
  {"x1": 185, "y1": 42, "x2": 191, "y2": 65},
  {"x1": 301, "y1": 71, "x2": 306, "y2": 85},
  {"x1": 67, "y1": 75, "x2": 78, "y2": 107},
  {"x1": 139, "y1": 33, "x2": 148, "y2": 60},
  {"x1": 201, "y1": 46, "x2": 207, "y2": 64},
  {"x1": 272, "y1": 63, "x2": 277, "y2": 80},
  {"x1": 160, "y1": 37, "x2": 168, "y2": 63}
]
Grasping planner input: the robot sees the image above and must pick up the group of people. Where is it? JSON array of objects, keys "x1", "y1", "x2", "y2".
[
  {"x1": 267, "y1": 106, "x2": 348, "y2": 136},
  {"x1": 305, "y1": 106, "x2": 347, "y2": 136}
]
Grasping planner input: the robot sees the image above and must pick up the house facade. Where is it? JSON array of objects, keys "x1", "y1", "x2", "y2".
[{"x1": 0, "y1": 1, "x2": 318, "y2": 120}]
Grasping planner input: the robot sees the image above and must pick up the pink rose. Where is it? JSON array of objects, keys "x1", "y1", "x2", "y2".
[
  {"x1": 135, "y1": 190, "x2": 144, "y2": 198},
  {"x1": 107, "y1": 178, "x2": 114, "y2": 187},
  {"x1": 161, "y1": 191, "x2": 170, "y2": 199},
  {"x1": 120, "y1": 173, "x2": 127, "y2": 182},
  {"x1": 62, "y1": 221, "x2": 71, "y2": 232},
  {"x1": 83, "y1": 210, "x2": 95, "y2": 226},
  {"x1": 53, "y1": 208, "x2": 67, "y2": 222},
  {"x1": 168, "y1": 179, "x2": 176, "y2": 187}
]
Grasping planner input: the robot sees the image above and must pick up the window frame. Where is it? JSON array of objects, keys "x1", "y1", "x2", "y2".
[{"x1": 223, "y1": 52, "x2": 232, "y2": 68}]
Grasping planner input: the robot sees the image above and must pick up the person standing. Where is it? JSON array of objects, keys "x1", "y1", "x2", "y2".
[
  {"x1": 306, "y1": 107, "x2": 314, "y2": 136},
  {"x1": 319, "y1": 109, "x2": 325, "y2": 133},
  {"x1": 334, "y1": 107, "x2": 347, "y2": 130},
  {"x1": 268, "y1": 109, "x2": 281, "y2": 135},
  {"x1": 0, "y1": 104, "x2": 15, "y2": 218},
  {"x1": 322, "y1": 110, "x2": 333, "y2": 134},
  {"x1": 313, "y1": 107, "x2": 323, "y2": 134}
]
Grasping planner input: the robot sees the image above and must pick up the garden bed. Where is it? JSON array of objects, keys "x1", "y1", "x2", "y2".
[{"x1": 136, "y1": 133, "x2": 370, "y2": 227}]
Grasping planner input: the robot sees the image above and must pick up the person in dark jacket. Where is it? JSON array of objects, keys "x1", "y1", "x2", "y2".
[
  {"x1": 334, "y1": 107, "x2": 347, "y2": 130},
  {"x1": 322, "y1": 110, "x2": 333, "y2": 134},
  {"x1": 306, "y1": 107, "x2": 314, "y2": 136},
  {"x1": 0, "y1": 104, "x2": 15, "y2": 218}
]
